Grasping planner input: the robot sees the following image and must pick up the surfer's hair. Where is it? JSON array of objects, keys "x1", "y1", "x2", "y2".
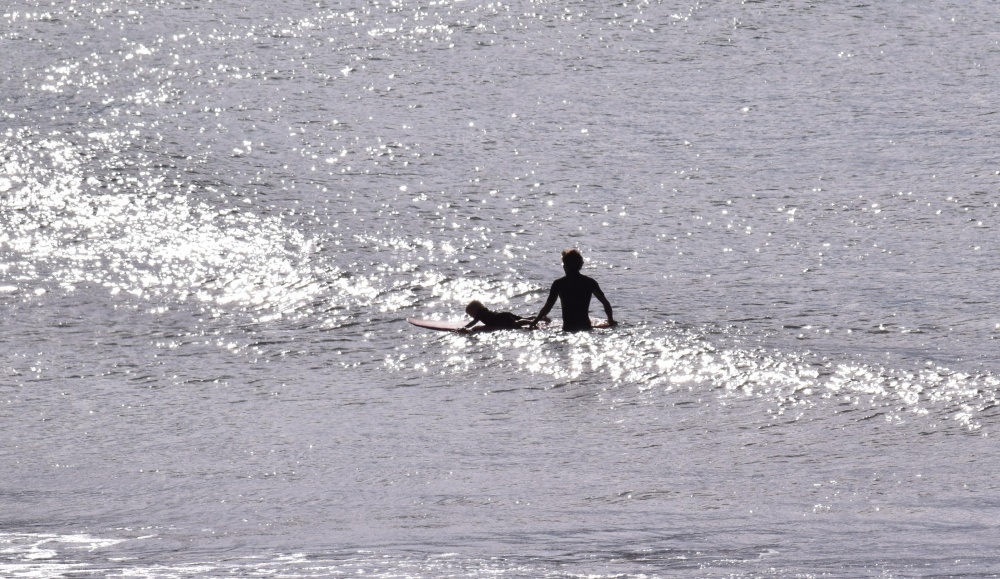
[
  {"x1": 466, "y1": 300, "x2": 486, "y2": 316},
  {"x1": 562, "y1": 249, "x2": 584, "y2": 272}
]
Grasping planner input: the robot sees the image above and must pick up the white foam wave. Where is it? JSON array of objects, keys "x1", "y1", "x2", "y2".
[{"x1": 395, "y1": 324, "x2": 998, "y2": 432}]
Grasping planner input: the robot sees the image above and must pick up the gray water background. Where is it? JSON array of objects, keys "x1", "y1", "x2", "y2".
[{"x1": 3, "y1": 0, "x2": 1000, "y2": 576}]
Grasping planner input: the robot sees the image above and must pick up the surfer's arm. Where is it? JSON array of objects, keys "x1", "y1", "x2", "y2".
[
  {"x1": 594, "y1": 284, "x2": 615, "y2": 325},
  {"x1": 530, "y1": 283, "x2": 559, "y2": 327}
]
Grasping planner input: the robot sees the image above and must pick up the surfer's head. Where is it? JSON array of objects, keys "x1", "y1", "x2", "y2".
[
  {"x1": 562, "y1": 248, "x2": 584, "y2": 273},
  {"x1": 466, "y1": 300, "x2": 487, "y2": 317}
]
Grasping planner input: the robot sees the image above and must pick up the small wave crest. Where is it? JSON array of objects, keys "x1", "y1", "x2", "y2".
[{"x1": 395, "y1": 321, "x2": 998, "y2": 432}]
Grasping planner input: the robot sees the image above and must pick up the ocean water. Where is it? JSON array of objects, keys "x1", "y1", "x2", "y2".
[{"x1": 2, "y1": 0, "x2": 1000, "y2": 576}]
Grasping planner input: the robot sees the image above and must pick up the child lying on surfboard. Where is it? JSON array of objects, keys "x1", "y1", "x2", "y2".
[{"x1": 463, "y1": 300, "x2": 535, "y2": 330}]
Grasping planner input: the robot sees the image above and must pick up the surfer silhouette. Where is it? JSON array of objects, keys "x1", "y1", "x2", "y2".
[
  {"x1": 530, "y1": 249, "x2": 615, "y2": 331},
  {"x1": 463, "y1": 300, "x2": 533, "y2": 330}
]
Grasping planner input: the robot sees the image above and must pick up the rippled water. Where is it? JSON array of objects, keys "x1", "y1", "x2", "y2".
[{"x1": 3, "y1": 0, "x2": 1000, "y2": 577}]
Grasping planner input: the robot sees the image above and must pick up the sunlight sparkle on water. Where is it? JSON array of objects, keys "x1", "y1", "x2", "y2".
[
  {"x1": 405, "y1": 324, "x2": 999, "y2": 430},
  {"x1": 0, "y1": 132, "x2": 325, "y2": 323}
]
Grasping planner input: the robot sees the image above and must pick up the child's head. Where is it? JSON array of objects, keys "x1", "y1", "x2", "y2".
[
  {"x1": 562, "y1": 248, "x2": 584, "y2": 273},
  {"x1": 466, "y1": 300, "x2": 486, "y2": 317}
]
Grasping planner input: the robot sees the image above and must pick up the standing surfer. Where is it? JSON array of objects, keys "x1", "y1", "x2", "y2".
[{"x1": 530, "y1": 249, "x2": 615, "y2": 331}]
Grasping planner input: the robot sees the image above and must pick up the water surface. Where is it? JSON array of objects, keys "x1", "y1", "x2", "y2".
[{"x1": 2, "y1": 0, "x2": 1000, "y2": 576}]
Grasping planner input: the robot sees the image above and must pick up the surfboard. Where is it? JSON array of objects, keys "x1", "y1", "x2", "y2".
[
  {"x1": 406, "y1": 318, "x2": 537, "y2": 333},
  {"x1": 406, "y1": 318, "x2": 611, "y2": 333},
  {"x1": 407, "y1": 318, "x2": 475, "y2": 332}
]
